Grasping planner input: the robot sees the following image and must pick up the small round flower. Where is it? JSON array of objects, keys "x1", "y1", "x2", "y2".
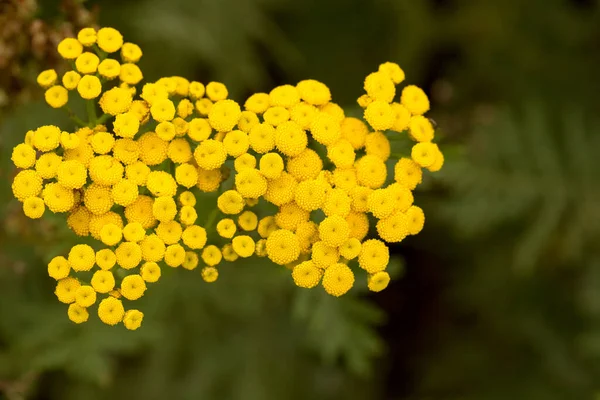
[
  {"x1": 221, "y1": 244, "x2": 239, "y2": 262},
  {"x1": 217, "y1": 190, "x2": 244, "y2": 215},
  {"x1": 195, "y1": 98, "x2": 213, "y2": 115},
  {"x1": 327, "y1": 139, "x2": 356, "y2": 169},
  {"x1": 150, "y1": 98, "x2": 176, "y2": 122},
  {"x1": 197, "y1": 168, "x2": 223, "y2": 192},
  {"x1": 237, "y1": 211, "x2": 258, "y2": 231},
  {"x1": 75, "y1": 52, "x2": 100, "y2": 74},
  {"x1": 140, "y1": 262, "x2": 161, "y2": 282},
  {"x1": 358, "y1": 239, "x2": 389, "y2": 273},
  {"x1": 232, "y1": 235, "x2": 255, "y2": 258},
  {"x1": 83, "y1": 184, "x2": 113, "y2": 215},
  {"x1": 339, "y1": 238, "x2": 362, "y2": 260},
  {"x1": 11, "y1": 143, "x2": 36, "y2": 169},
  {"x1": 237, "y1": 110, "x2": 259, "y2": 132},
  {"x1": 206, "y1": 81, "x2": 228, "y2": 101},
  {"x1": 98, "y1": 297, "x2": 125, "y2": 326},
  {"x1": 140, "y1": 234, "x2": 166, "y2": 262},
  {"x1": 287, "y1": 148, "x2": 323, "y2": 182},
  {"x1": 408, "y1": 116, "x2": 434, "y2": 142},
  {"x1": 187, "y1": 118, "x2": 212, "y2": 142},
  {"x1": 37, "y1": 69, "x2": 57, "y2": 87},
  {"x1": 77, "y1": 27, "x2": 97, "y2": 46},
  {"x1": 269, "y1": 84, "x2": 300, "y2": 108},
  {"x1": 91, "y1": 270, "x2": 116, "y2": 293},
  {"x1": 391, "y1": 103, "x2": 411, "y2": 132},
  {"x1": 322, "y1": 263, "x2": 354, "y2": 297},
  {"x1": 123, "y1": 309, "x2": 144, "y2": 330},
  {"x1": 341, "y1": 117, "x2": 369, "y2": 150},
  {"x1": 394, "y1": 158, "x2": 422, "y2": 190},
  {"x1": 235, "y1": 169, "x2": 268, "y2": 199},
  {"x1": 175, "y1": 163, "x2": 198, "y2": 188},
  {"x1": 401, "y1": 85, "x2": 430, "y2": 115},
  {"x1": 427, "y1": 145, "x2": 444, "y2": 172},
  {"x1": 23, "y1": 197, "x2": 45, "y2": 219},
  {"x1": 355, "y1": 155, "x2": 387, "y2": 189},
  {"x1": 90, "y1": 131, "x2": 115, "y2": 154},
  {"x1": 89, "y1": 212, "x2": 124, "y2": 240},
  {"x1": 188, "y1": 81, "x2": 205, "y2": 99},
  {"x1": 55, "y1": 277, "x2": 80, "y2": 304},
  {"x1": 320, "y1": 102, "x2": 345, "y2": 123},
  {"x1": 296, "y1": 79, "x2": 331, "y2": 106},
  {"x1": 208, "y1": 99, "x2": 241, "y2": 132},
  {"x1": 378, "y1": 62, "x2": 405, "y2": 84},
  {"x1": 292, "y1": 261, "x2": 322, "y2": 288},
  {"x1": 67, "y1": 206, "x2": 91, "y2": 236},
  {"x1": 249, "y1": 123, "x2": 276, "y2": 154},
  {"x1": 181, "y1": 225, "x2": 207, "y2": 250},
  {"x1": 89, "y1": 155, "x2": 124, "y2": 186},
  {"x1": 68, "y1": 244, "x2": 95, "y2": 272},
  {"x1": 275, "y1": 121, "x2": 307, "y2": 157},
  {"x1": 67, "y1": 304, "x2": 89, "y2": 324},
  {"x1": 182, "y1": 251, "x2": 199, "y2": 270},
  {"x1": 318, "y1": 215, "x2": 350, "y2": 248},
  {"x1": 179, "y1": 206, "x2": 198, "y2": 226},
  {"x1": 45, "y1": 85, "x2": 68, "y2": 108},
  {"x1": 367, "y1": 188, "x2": 395, "y2": 219},
  {"x1": 411, "y1": 142, "x2": 437, "y2": 168},
  {"x1": 75, "y1": 285, "x2": 97, "y2": 308},
  {"x1": 264, "y1": 106, "x2": 290, "y2": 126},
  {"x1": 60, "y1": 131, "x2": 80, "y2": 150},
  {"x1": 137, "y1": 132, "x2": 168, "y2": 166},
  {"x1": 48, "y1": 256, "x2": 70, "y2": 280},
  {"x1": 234, "y1": 153, "x2": 257, "y2": 172},
  {"x1": 98, "y1": 58, "x2": 121, "y2": 79},
  {"x1": 194, "y1": 139, "x2": 227, "y2": 170},
  {"x1": 368, "y1": 271, "x2": 391, "y2": 292},
  {"x1": 57, "y1": 160, "x2": 87, "y2": 189},
  {"x1": 121, "y1": 274, "x2": 146, "y2": 300},
  {"x1": 34, "y1": 153, "x2": 60, "y2": 180},
  {"x1": 121, "y1": 42, "x2": 142, "y2": 62},
  {"x1": 364, "y1": 100, "x2": 395, "y2": 131},
  {"x1": 322, "y1": 188, "x2": 352, "y2": 217},
  {"x1": 364, "y1": 71, "x2": 396, "y2": 103},
  {"x1": 42, "y1": 182, "x2": 75, "y2": 213},
  {"x1": 152, "y1": 196, "x2": 177, "y2": 222},
  {"x1": 120, "y1": 63, "x2": 143, "y2": 85},
  {"x1": 96, "y1": 249, "x2": 117, "y2": 270},
  {"x1": 365, "y1": 132, "x2": 391, "y2": 161},
  {"x1": 146, "y1": 171, "x2": 177, "y2": 197},
  {"x1": 57, "y1": 37, "x2": 83, "y2": 59},
  {"x1": 77, "y1": 75, "x2": 102, "y2": 99},
  {"x1": 311, "y1": 241, "x2": 340, "y2": 269},
  {"x1": 257, "y1": 216, "x2": 278, "y2": 239},
  {"x1": 97, "y1": 27, "x2": 123, "y2": 53},
  {"x1": 110, "y1": 179, "x2": 138, "y2": 207},
  {"x1": 62, "y1": 71, "x2": 81, "y2": 90},
  {"x1": 309, "y1": 114, "x2": 341, "y2": 148},
  {"x1": 294, "y1": 179, "x2": 328, "y2": 211},
  {"x1": 290, "y1": 102, "x2": 318, "y2": 129},
  {"x1": 201, "y1": 266, "x2": 219, "y2": 283},
  {"x1": 201, "y1": 245, "x2": 222, "y2": 266},
  {"x1": 115, "y1": 241, "x2": 143, "y2": 269},
  {"x1": 122, "y1": 222, "x2": 146, "y2": 243},
  {"x1": 266, "y1": 229, "x2": 301, "y2": 265},
  {"x1": 406, "y1": 205, "x2": 425, "y2": 235},
  {"x1": 223, "y1": 130, "x2": 250, "y2": 157},
  {"x1": 113, "y1": 112, "x2": 140, "y2": 138},
  {"x1": 100, "y1": 223, "x2": 123, "y2": 246},
  {"x1": 217, "y1": 218, "x2": 237, "y2": 239},
  {"x1": 257, "y1": 152, "x2": 283, "y2": 179},
  {"x1": 264, "y1": 172, "x2": 297, "y2": 206},
  {"x1": 346, "y1": 211, "x2": 369, "y2": 241},
  {"x1": 244, "y1": 92, "x2": 270, "y2": 114},
  {"x1": 33, "y1": 125, "x2": 61, "y2": 152}
]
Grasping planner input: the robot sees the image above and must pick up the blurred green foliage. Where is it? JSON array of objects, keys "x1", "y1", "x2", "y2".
[{"x1": 1, "y1": 0, "x2": 600, "y2": 399}]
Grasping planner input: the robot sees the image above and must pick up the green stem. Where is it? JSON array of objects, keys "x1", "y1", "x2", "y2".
[
  {"x1": 64, "y1": 106, "x2": 86, "y2": 127},
  {"x1": 204, "y1": 208, "x2": 220, "y2": 233},
  {"x1": 86, "y1": 100, "x2": 97, "y2": 127},
  {"x1": 93, "y1": 44, "x2": 107, "y2": 60},
  {"x1": 96, "y1": 113, "x2": 111, "y2": 126}
]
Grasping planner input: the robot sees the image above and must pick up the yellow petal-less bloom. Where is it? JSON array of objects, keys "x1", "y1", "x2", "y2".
[
  {"x1": 292, "y1": 261, "x2": 322, "y2": 288},
  {"x1": 98, "y1": 296, "x2": 125, "y2": 326},
  {"x1": 123, "y1": 309, "x2": 144, "y2": 330},
  {"x1": 322, "y1": 263, "x2": 354, "y2": 297},
  {"x1": 97, "y1": 27, "x2": 123, "y2": 53},
  {"x1": 13, "y1": 27, "x2": 445, "y2": 325}
]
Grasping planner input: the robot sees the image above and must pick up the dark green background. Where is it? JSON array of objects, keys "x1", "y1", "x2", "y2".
[{"x1": 1, "y1": 0, "x2": 599, "y2": 399}]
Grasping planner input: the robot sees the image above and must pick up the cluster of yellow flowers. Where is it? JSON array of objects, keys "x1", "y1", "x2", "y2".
[{"x1": 10, "y1": 27, "x2": 443, "y2": 330}]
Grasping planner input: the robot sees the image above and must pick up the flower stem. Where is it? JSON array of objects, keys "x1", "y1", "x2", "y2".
[
  {"x1": 204, "y1": 208, "x2": 220, "y2": 233},
  {"x1": 96, "y1": 113, "x2": 111, "y2": 126},
  {"x1": 86, "y1": 100, "x2": 97, "y2": 127}
]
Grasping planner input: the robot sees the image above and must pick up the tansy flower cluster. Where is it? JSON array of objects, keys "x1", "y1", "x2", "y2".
[{"x1": 11, "y1": 27, "x2": 443, "y2": 330}]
